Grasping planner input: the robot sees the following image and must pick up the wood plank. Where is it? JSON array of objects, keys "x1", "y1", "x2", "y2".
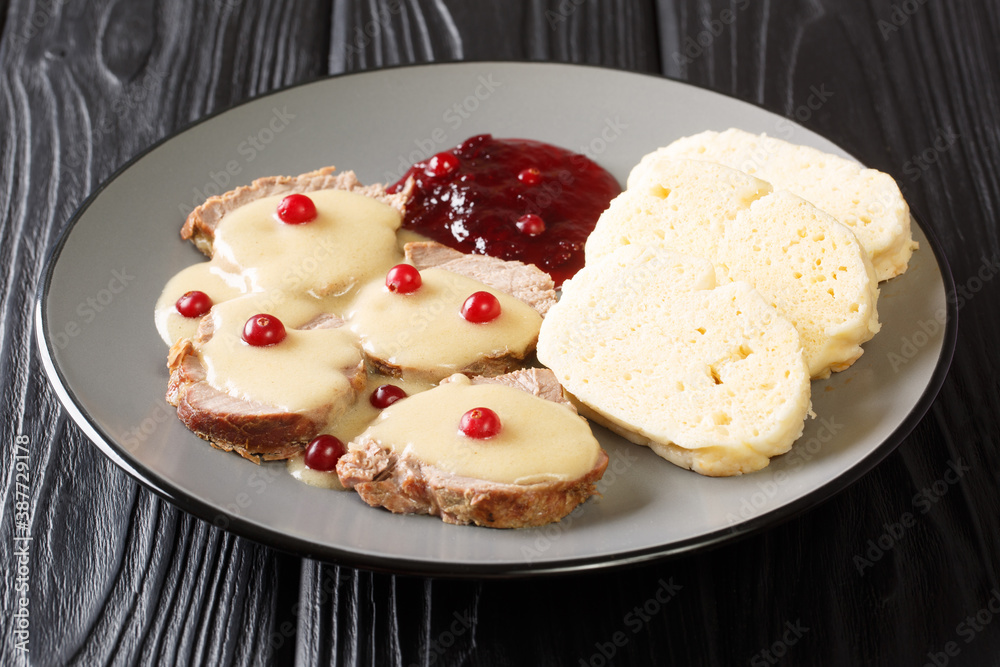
[
  {"x1": 0, "y1": 0, "x2": 331, "y2": 663},
  {"x1": 329, "y1": 0, "x2": 660, "y2": 74}
]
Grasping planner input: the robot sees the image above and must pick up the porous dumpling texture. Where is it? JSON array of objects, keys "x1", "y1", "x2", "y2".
[
  {"x1": 537, "y1": 246, "x2": 812, "y2": 477},
  {"x1": 589, "y1": 158, "x2": 879, "y2": 378},
  {"x1": 585, "y1": 159, "x2": 772, "y2": 266},
  {"x1": 720, "y1": 191, "x2": 881, "y2": 378},
  {"x1": 633, "y1": 128, "x2": 917, "y2": 281}
]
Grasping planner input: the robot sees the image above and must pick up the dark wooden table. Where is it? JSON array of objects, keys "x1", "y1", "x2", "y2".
[{"x1": 3, "y1": 1, "x2": 999, "y2": 665}]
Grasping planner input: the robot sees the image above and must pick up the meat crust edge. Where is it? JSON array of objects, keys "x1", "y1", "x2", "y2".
[
  {"x1": 404, "y1": 241, "x2": 558, "y2": 316},
  {"x1": 166, "y1": 337, "x2": 365, "y2": 464},
  {"x1": 365, "y1": 347, "x2": 534, "y2": 383},
  {"x1": 337, "y1": 439, "x2": 609, "y2": 529}
]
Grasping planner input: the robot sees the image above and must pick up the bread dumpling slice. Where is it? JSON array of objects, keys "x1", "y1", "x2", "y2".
[
  {"x1": 537, "y1": 246, "x2": 812, "y2": 477},
  {"x1": 585, "y1": 159, "x2": 772, "y2": 266},
  {"x1": 634, "y1": 128, "x2": 917, "y2": 281},
  {"x1": 588, "y1": 158, "x2": 879, "y2": 378},
  {"x1": 719, "y1": 191, "x2": 880, "y2": 378}
]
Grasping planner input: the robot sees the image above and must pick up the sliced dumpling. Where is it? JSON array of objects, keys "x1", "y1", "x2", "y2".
[
  {"x1": 719, "y1": 191, "x2": 880, "y2": 378},
  {"x1": 585, "y1": 158, "x2": 772, "y2": 267},
  {"x1": 633, "y1": 128, "x2": 916, "y2": 281},
  {"x1": 588, "y1": 158, "x2": 879, "y2": 378},
  {"x1": 537, "y1": 245, "x2": 812, "y2": 477}
]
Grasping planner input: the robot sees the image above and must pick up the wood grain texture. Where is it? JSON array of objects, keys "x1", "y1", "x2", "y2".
[
  {"x1": 329, "y1": 0, "x2": 660, "y2": 74},
  {"x1": 2, "y1": 0, "x2": 999, "y2": 665},
  {"x1": 0, "y1": 0, "x2": 327, "y2": 665}
]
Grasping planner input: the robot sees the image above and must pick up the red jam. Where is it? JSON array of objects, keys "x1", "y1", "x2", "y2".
[{"x1": 389, "y1": 134, "x2": 621, "y2": 286}]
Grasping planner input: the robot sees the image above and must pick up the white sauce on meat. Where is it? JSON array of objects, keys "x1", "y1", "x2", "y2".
[
  {"x1": 356, "y1": 375, "x2": 600, "y2": 485},
  {"x1": 199, "y1": 293, "x2": 364, "y2": 415},
  {"x1": 212, "y1": 189, "x2": 403, "y2": 296},
  {"x1": 346, "y1": 269, "x2": 541, "y2": 381},
  {"x1": 155, "y1": 183, "x2": 590, "y2": 498}
]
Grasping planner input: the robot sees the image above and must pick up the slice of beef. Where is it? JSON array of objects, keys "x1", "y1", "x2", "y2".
[
  {"x1": 181, "y1": 167, "x2": 410, "y2": 257},
  {"x1": 445, "y1": 367, "x2": 575, "y2": 410},
  {"x1": 298, "y1": 312, "x2": 345, "y2": 330},
  {"x1": 365, "y1": 350, "x2": 531, "y2": 384},
  {"x1": 166, "y1": 313, "x2": 364, "y2": 464},
  {"x1": 403, "y1": 240, "x2": 464, "y2": 266},
  {"x1": 336, "y1": 369, "x2": 608, "y2": 528},
  {"x1": 404, "y1": 241, "x2": 558, "y2": 316}
]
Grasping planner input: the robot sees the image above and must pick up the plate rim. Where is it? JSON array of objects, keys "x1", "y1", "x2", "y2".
[{"x1": 34, "y1": 60, "x2": 959, "y2": 578}]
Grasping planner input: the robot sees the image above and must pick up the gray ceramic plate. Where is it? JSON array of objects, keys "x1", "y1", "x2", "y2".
[{"x1": 36, "y1": 62, "x2": 956, "y2": 577}]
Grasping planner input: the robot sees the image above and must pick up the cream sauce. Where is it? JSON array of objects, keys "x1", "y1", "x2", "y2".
[
  {"x1": 346, "y1": 269, "x2": 542, "y2": 380},
  {"x1": 395, "y1": 228, "x2": 433, "y2": 252},
  {"x1": 326, "y1": 373, "x2": 435, "y2": 443},
  {"x1": 211, "y1": 189, "x2": 403, "y2": 296},
  {"x1": 154, "y1": 262, "x2": 244, "y2": 345},
  {"x1": 359, "y1": 375, "x2": 600, "y2": 485},
  {"x1": 199, "y1": 293, "x2": 363, "y2": 415},
  {"x1": 285, "y1": 372, "x2": 434, "y2": 490},
  {"x1": 287, "y1": 453, "x2": 346, "y2": 490}
]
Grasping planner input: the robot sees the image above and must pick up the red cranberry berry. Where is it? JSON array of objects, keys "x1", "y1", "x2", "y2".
[
  {"x1": 460, "y1": 291, "x2": 501, "y2": 323},
  {"x1": 242, "y1": 313, "x2": 286, "y2": 346},
  {"x1": 370, "y1": 384, "x2": 407, "y2": 409},
  {"x1": 459, "y1": 407, "x2": 502, "y2": 439},
  {"x1": 175, "y1": 290, "x2": 213, "y2": 318},
  {"x1": 517, "y1": 167, "x2": 541, "y2": 185},
  {"x1": 276, "y1": 194, "x2": 317, "y2": 224},
  {"x1": 385, "y1": 264, "x2": 422, "y2": 294},
  {"x1": 516, "y1": 213, "x2": 546, "y2": 236},
  {"x1": 425, "y1": 152, "x2": 459, "y2": 178},
  {"x1": 304, "y1": 434, "x2": 346, "y2": 471}
]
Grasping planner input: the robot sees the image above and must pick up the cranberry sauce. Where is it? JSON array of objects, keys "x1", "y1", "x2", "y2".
[{"x1": 388, "y1": 134, "x2": 621, "y2": 286}]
